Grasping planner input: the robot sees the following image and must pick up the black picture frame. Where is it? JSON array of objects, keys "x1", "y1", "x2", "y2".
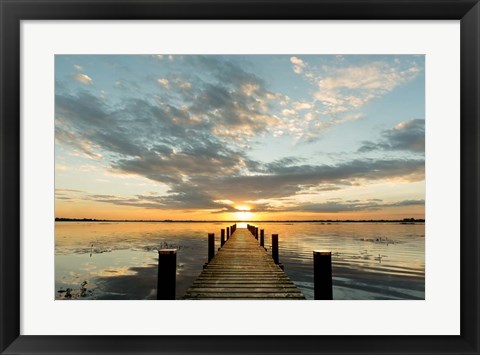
[{"x1": 1, "y1": 1, "x2": 479, "y2": 354}]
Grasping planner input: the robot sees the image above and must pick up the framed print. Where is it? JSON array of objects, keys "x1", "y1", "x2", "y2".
[{"x1": 1, "y1": 0, "x2": 479, "y2": 354}]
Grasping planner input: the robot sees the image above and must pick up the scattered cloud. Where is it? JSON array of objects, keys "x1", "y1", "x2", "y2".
[
  {"x1": 114, "y1": 79, "x2": 140, "y2": 91},
  {"x1": 55, "y1": 86, "x2": 425, "y2": 210},
  {"x1": 56, "y1": 55, "x2": 425, "y2": 216},
  {"x1": 292, "y1": 102, "x2": 312, "y2": 110},
  {"x1": 112, "y1": 157, "x2": 424, "y2": 210},
  {"x1": 359, "y1": 119, "x2": 425, "y2": 153},
  {"x1": 312, "y1": 61, "x2": 420, "y2": 116},
  {"x1": 72, "y1": 73, "x2": 93, "y2": 85},
  {"x1": 271, "y1": 58, "x2": 423, "y2": 142},
  {"x1": 179, "y1": 82, "x2": 192, "y2": 90},
  {"x1": 290, "y1": 56, "x2": 306, "y2": 74},
  {"x1": 282, "y1": 198, "x2": 425, "y2": 213},
  {"x1": 157, "y1": 78, "x2": 170, "y2": 89}
]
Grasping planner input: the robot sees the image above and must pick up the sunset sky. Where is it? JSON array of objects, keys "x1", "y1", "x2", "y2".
[{"x1": 55, "y1": 55, "x2": 425, "y2": 220}]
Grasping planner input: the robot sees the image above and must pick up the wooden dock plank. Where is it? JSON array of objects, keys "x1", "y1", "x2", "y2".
[{"x1": 183, "y1": 228, "x2": 305, "y2": 300}]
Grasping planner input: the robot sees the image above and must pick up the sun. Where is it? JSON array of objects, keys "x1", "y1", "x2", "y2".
[{"x1": 233, "y1": 206, "x2": 253, "y2": 221}]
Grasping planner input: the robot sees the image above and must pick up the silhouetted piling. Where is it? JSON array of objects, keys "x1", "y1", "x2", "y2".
[
  {"x1": 314, "y1": 250, "x2": 333, "y2": 300},
  {"x1": 260, "y1": 229, "x2": 265, "y2": 247},
  {"x1": 221, "y1": 229, "x2": 226, "y2": 247},
  {"x1": 272, "y1": 234, "x2": 279, "y2": 264},
  {"x1": 208, "y1": 233, "x2": 215, "y2": 262},
  {"x1": 255, "y1": 227, "x2": 259, "y2": 239},
  {"x1": 157, "y1": 249, "x2": 177, "y2": 300},
  {"x1": 227, "y1": 227, "x2": 230, "y2": 239}
]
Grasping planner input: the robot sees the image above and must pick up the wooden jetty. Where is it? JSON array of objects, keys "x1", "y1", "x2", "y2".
[{"x1": 183, "y1": 227, "x2": 305, "y2": 300}]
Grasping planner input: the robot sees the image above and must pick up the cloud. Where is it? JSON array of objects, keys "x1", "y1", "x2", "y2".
[
  {"x1": 274, "y1": 58, "x2": 422, "y2": 142},
  {"x1": 82, "y1": 189, "x2": 424, "y2": 214},
  {"x1": 55, "y1": 87, "x2": 425, "y2": 210},
  {"x1": 72, "y1": 73, "x2": 93, "y2": 85},
  {"x1": 56, "y1": 55, "x2": 425, "y2": 214},
  {"x1": 292, "y1": 102, "x2": 312, "y2": 110},
  {"x1": 56, "y1": 92, "x2": 144, "y2": 158},
  {"x1": 73, "y1": 65, "x2": 83, "y2": 71},
  {"x1": 359, "y1": 119, "x2": 425, "y2": 153},
  {"x1": 157, "y1": 78, "x2": 170, "y2": 89},
  {"x1": 55, "y1": 188, "x2": 84, "y2": 194},
  {"x1": 188, "y1": 82, "x2": 279, "y2": 139},
  {"x1": 179, "y1": 82, "x2": 192, "y2": 90},
  {"x1": 282, "y1": 109, "x2": 296, "y2": 116},
  {"x1": 114, "y1": 79, "x2": 140, "y2": 91},
  {"x1": 314, "y1": 61, "x2": 420, "y2": 115},
  {"x1": 86, "y1": 191, "x2": 232, "y2": 211},
  {"x1": 55, "y1": 188, "x2": 85, "y2": 202},
  {"x1": 121, "y1": 158, "x2": 424, "y2": 210},
  {"x1": 282, "y1": 199, "x2": 424, "y2": 213},
  {"x1": 290, "y1": 56, "x2": 306, "y2": 74}
]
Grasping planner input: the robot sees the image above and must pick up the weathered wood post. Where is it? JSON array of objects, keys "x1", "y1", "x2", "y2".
[
  {"x1": 221, "y1": 229, "x2": 225, "y2": 247},
  {"x1": 208, "y1": 233, "x2": 215, "y2": 262},
  {"x1": 260, "y1": 229, "x2": 265, "y2": 247},
  {"x1": 227, "y1": 227, "x2": 230, "y2": 239},
  {"x1": 157, "y1": 249, "x2": 177, "y2": 300},
  {"x1": 272, "y1": 234, "x2": 279, "y2": 264},
  {"x1": 255, "y1": 227, "x2": 259, "y2": 239},
  {"x1": 313, "y1": 250, "x2": 333, "y2": 300}
]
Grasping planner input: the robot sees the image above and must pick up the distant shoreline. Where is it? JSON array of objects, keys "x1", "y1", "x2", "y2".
[{"x1": 55, "y1": 217, "x2": 424, "y2": 223}]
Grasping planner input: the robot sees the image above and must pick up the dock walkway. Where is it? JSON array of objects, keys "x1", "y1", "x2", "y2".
[{"x1": 183, "y1": 228, "x2": 305, "y2": 300}]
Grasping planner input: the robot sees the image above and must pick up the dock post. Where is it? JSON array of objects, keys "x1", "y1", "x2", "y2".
[
  {"x1": 221, "y1": 229, "x2": 225, "y2": 247},
  {"x1": 227, "y1": 227, "x2": 230, "y2": 239},
  {"x1": 313, "y1": 250, "x2": 333, "y2": 300},
  {"x1": 260, "y1": 229, "x2": 264, "y2": 247},
  {"x1": 157, "y1": 249, "x2": 177, "y2": 300},
  {"x1": 272, "y1": 234, "x2": 279, "y2": 264},
  {"x1": 255, "y1": 227, "x2": 259, "y2": 239},
  {"x1": 208, "y1": 233, "x2": 215, "y2": 262}
]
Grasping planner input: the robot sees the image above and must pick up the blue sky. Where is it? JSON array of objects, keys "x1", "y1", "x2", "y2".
[{"x1": 55, "y1": 55, "x2": 425, "y2": 220}]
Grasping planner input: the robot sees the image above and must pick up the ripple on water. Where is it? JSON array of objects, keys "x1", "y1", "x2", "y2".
[{"x1": 55, "y1": 222, "x2": 424, "y2": 300}]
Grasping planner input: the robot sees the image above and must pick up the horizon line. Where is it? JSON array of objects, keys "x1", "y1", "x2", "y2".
[{"x1": 55, "y1": 217, "x2": 425, "y2": 223}]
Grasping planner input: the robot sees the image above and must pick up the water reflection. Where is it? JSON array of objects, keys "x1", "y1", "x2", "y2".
[{"x1": 55, "y1": 222, "x2": 424, "y2": 300}]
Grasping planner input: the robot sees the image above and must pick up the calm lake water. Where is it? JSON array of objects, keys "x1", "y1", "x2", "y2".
[{"x1": 55, "y1": 221, "x2": 425, "y2": 300}]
